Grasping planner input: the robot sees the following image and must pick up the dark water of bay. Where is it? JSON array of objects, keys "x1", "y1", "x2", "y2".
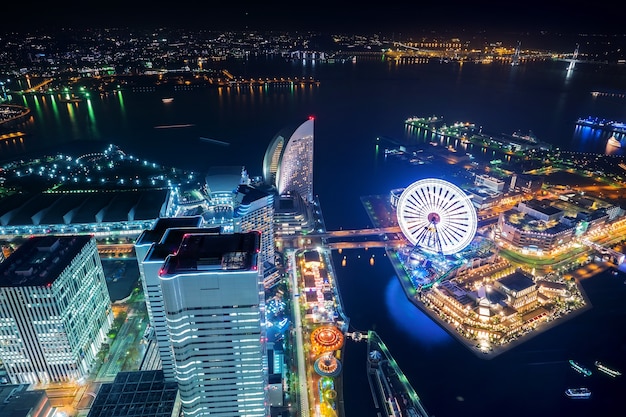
[{"x1": 3, "y1": 57, "x2": 626, "y2": 416}]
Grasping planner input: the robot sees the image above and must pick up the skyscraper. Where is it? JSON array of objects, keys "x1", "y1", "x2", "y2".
[
  {"x1": 263, "y1": 117, "x2": 315, "y2": 204},
  {"x1": 135, "y1": 216, "x2": 215, "y2": 380},
  {"x1": 0, "y1": 235, "x2": 112, "y2": 384},
  {"x1": 159, "y1": 231, "x2": 268, "y2": 417},
  {"x1": 233, "y1": 183, "x2": 277, "y2": 287},
  {"x1": 202, "y1": 167, "x2": 279, "y2": 288}
]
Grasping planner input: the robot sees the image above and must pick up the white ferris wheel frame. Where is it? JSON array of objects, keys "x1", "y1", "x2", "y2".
[{"x1": 396, "y1": 178, "x2": 478, "y2": 255}]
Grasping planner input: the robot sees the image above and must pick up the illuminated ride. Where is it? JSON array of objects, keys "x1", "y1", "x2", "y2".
[
  {"x1": 314, "y1": 353, "x2": 342, "y2": 377},
  {"x1": 311, "y1": 325, "x2": 344, "y2": 355},
  {"x1": 396, "y1": 178, "x2": 477, "y2": 255}
]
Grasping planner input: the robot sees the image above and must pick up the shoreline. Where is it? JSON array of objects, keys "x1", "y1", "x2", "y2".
[
  {"x1": 361, "y1": 192, "x2": 611, "y2": 359},
  {"x1": 0, "y1": 104, "x2": 31, "y2": 128},
  {"x1": 385, "y1": 246, "x2": 601, "y2": 359}
]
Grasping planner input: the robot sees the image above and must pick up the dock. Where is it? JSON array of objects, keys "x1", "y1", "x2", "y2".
[{"x1": 366, "y1": 330, "x2": 431, "y2": 417}]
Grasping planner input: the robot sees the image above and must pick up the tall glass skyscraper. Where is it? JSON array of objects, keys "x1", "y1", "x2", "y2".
[
  {"x1": 0, "y1": 235, "x2": 112, "y2": 384},
  {"x1": 159, "y1": 231, "x2": 268, "y2": 417},
  {"x1": 263, "y1": 117, "x2": 315, "y2": 204}
]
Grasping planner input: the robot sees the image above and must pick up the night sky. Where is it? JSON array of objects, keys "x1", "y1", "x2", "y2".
[{"x1": 3, "y1": 1, "x2": 624, "y2": 35}]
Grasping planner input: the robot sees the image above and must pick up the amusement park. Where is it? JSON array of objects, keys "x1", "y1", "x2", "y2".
[
  {"x1": 286, "y1": 160, "x2": 626, "y2": 416},
  {"x1": 364, "y1": 174, "x2": 625, "y2": 356}
]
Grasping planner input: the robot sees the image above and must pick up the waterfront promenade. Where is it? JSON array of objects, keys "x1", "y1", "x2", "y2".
[
  {"x1": 358, "y1": 191, "x2": 617, "y2": 359},
  {"x1": 0, "y1": 104, "x2": 31, "y2": 127}
]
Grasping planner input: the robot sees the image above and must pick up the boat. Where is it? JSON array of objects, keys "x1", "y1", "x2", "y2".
[
  {"x1": 199, "y1": 137, "x2": 230, "y2": 146},
  {"x1": 153, "y1": 124, "x2": 195, "y2": 129},
  {"x1": 565, "y1": 387, "x2": 591, "y2": 399},
  {"x1": 59, "y1": 96, "x2": 83, "y2": 103},
  {"x1": 576, "y1": 116, "x2": 626, "y2": 135},
  {"x1": 161, "y1": 97, "x2": 174, "y2": 103},
  {"x1": 569, "y1": 360, "x2": 592, "y2": 377},
  {"x1": 595, "y1": 361, "x2": 622, "y2": 377}
]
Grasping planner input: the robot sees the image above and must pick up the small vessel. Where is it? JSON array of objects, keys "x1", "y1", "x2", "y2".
[
  {"x1": 59, "y1": 95, "x2": 83, "y2": 103},
  {"x1": 153, "y1": 124, "x2": 195, "y2": 129},
  {"x1": 162, "y1": 97, "x2": 174, "y2": 103},
  {"x1": 569, "y1": 360, "x2": 592, "y2": 377},
  {"x1": 199, "y1": 137, "x2": 230, "y2": 146},
  {"x1": 565, "y1": 387, "x2": 591, "y2": 399},
  {"x1": 595, "y1": 361, "x2": 622, "y2": 377}
]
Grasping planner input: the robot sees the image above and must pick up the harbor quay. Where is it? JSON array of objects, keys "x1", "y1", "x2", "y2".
[
  {"x1": 291, "y1": 199, "x2": 432, "y2": 417},
  {"x1": 359, "y1": 185, "x2": 622, "y2": 359}
]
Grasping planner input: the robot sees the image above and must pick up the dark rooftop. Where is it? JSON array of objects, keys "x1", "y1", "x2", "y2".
[
  {"x1": 146, "y1": 227, "x2": 221, "y2": 261},
  {"x1": 303, "y1": 250, "x2": 321, "y2": 263},
  {"x1": 497, "y1": 270, "x2": 536, "y2": 292},
  {"x1": 0, "y1": 386, "x2": 50, "y2": 417},
  {"x1": 87, "y1": 370, "x2": 178, "y2": 417},
  {"x1": 0, "y1": 190, "x2": 168, "y2": 227},
  {"x1": 235, "y1": 183, "x2": 272, "y2": 206},
  {"x1": 135, "y1": 216, "x2": 203, "y2": 247},
  {"x1": 205, "y1": 166, "x2": 244, "y2": 194},
  {"x1": 0, "y1": 235, "x2": 93, "y2": 287},
  {"x1": 524, "y1": 199, "x2": 563, "y2": 216},
  {"x1": 159, "y1": 231, "x2": 260, "y2": 275}
]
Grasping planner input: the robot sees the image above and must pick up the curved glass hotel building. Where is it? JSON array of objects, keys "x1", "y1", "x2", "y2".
[{"x1": 263, "y1": 116, "x2": 315, "y2": 204}]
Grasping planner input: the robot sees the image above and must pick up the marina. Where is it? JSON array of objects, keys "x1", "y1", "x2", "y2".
[
  {"x1": 58, "y1": 96, "x2": 83, "y2": 103},
  {"x1": 405, "y1": 115, "x2": 553, "y2": 154},
  {"x1": 575, "y1": 116, "x2": 626, "y2": 135},
  {"x1": 0, "y1": 104, "x2": 31, "y2": 128},
  {"x1": 366, "y1": 330, "x2": 431, "y2": 417}
]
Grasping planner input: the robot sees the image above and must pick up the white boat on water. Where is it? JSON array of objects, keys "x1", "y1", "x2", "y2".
[
  {"x1": 595, "y1": 361, "x2": 622, "y2": 377},
  {"x1": 162, "y1": 97, "x2": 174, "y2": 103},
  {"x1": 565, "y1": 387, "x2": 591, "y2": 399}
]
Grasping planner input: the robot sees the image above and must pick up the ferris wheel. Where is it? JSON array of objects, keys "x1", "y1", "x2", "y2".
[{"x1": 396, "y1": 178, "x2": 477, "y2": 255}]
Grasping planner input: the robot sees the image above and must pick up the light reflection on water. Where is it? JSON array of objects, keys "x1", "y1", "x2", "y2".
[{"x1": 384, "y1": 274, "x2": 453, "y2": 347}]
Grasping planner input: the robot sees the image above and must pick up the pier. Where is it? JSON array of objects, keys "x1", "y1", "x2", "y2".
[
  {"x1": 366, "y1": 330, "x2": 431, "y2": 417},
  {"x1": 576, "y1": 117, "x2": 626, "y2": 135},
  {"x1": 0, "y1": 104, "x2": 32, "y2": 128},
  {"x1": 405, "y1": 115, "x2": 553, "y2": 153}
]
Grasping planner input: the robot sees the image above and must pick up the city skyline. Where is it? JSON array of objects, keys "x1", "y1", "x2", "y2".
[{"x1": 1, "y1": 19, "x2": 625, "y2": 417}]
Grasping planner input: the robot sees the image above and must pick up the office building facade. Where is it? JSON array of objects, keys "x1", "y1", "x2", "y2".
[
  {"x1": 135, "y1": 216, "x2": 208, "y2": 380},
  {"x1": 159, "y1": 232, "x2": 268, "y2": 417},
  {"x1": 0, "y1": 235, "x2": 112, "y2": 384},
  {"x1": 233, "y1": 183, "x2": 277, "y2": 286}
]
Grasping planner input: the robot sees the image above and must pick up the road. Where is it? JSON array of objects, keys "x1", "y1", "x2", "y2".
[
  {"x1": 96, "y1": 298, "x2": 147, "y2": 381},
  {"x1": 288, "y1": 249, "x2": 310, "y2": 417}
]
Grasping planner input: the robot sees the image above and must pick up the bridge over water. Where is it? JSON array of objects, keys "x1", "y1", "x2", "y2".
[
  {"x1": 301, "y1": 226, "x2": 406, "y2": 250},
  {"x1": 582, "y1": 239, "x2": 625, "y2": 264}
]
